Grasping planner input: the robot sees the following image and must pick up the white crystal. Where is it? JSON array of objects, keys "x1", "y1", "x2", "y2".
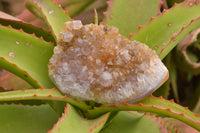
[
  {"x1": 72, "y1": 20, "x2": 83, "y2": 30},
  {"x1": 140, "y1": 62, "x2": 150, "y2": 71},
  {"x1": 62, "y1": 62, "x2": 70, "y2": 73},
  {"x1": 99, "y1": 71, "x2": 113, "y2": 87},
  {"x1": 53, "y1": 45, "x2": 62, "y2": 54},
  {"x1": 84, "y1": 27, "x2": 89, "y2": 32},
  {"x1": 112, "y1": 72, "x2": 119, "y2": 79},
  {"x1": 49, "y1": 57, "x2": 56, "y2": 64},
  {"x1": 81, "y1": 47, "x2": 90, "y2": 55},
  {"x1": 96, "y1": 59, "x2": 101, "y2": 65},
  {"x1": 107, "y1": 61, "x2": 113, "y2": 65},
  {"x1": 88, "y1": 72, "x2": 95, "y2": 83},
  {"x1": 64, "y1": 21, "x2": 71, "y2": 27},
  {"x1": 90, "y1": 31, "x2": 96, "y2": 39},
  {"x1": 120, "y1": 49, "x2": 131, "y2": 61},
  {"x1": 78, "y1": 38, "x2": 83, "y2": 43},
  {"x1": 116, "y1": 56, "x2": 123, "y2": 65},
  {"x1": 88, "y1": 56, "x2": 93, "y2": 61},
  {"x1": 48, "y1": 22, "x2": 169, "y2": 105},
  {"x1": 136, "y1": 73, "x2": 145, "y2": 83},
  {"x1": 111, "y1": 27, "x2": 119, "y2": 33},
  {"x1": 81, "y1": 66, "x2": 88, "y2": 72},
  {"x1": 62, "y1": 33, "x2": 73, "y2": 42},
  {"x1": 63, "y1": 74, "x2": 76, "y2": 82},
  {"x1": 95, "y1": 67, "x2": 104, "y2": 75}
]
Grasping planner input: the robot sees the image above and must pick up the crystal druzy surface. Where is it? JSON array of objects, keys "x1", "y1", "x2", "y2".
[{"x1": 48, "y1": 20, "x2": 168, "y2": 104}]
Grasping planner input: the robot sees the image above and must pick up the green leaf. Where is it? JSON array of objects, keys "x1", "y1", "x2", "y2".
[
  {"x1": 0, "y1": 89, "x2": 91, "y2": 111},
  {"x1": 154, "y1": 54, "x2": 178, "y2": 101},
  {"x1": 0, "y1": 71, "x2": 32, "y2": 90},
  {"x1": 0, "y1": 25, "x2": 54, "y2": 88},
  {"x1": 100, "y1": 111, "x2": 169, "y2": 133},
  {"x1": 163, "y1": 117, "x2": 199, "y2": 132},
  {"x1": 153, "y1": 54, "x2": 171, "y2": 98},
  {"x1": 0, "y1": 104, "x2": 59, "y2": 133},
  {"x1": 66, "y1": 0, "x2": 95, "y2": 17},
  {"x1": 0, "y1": 72, "x2": 43, "y2": 105},
  {"x1": 103, "y1": 0, "x2": 161, "y2": 37},
  {"x1": 86, "y1": 96, "x2": 200, "y2": 131},
  {"x1": 153, "y1": 79, "x2": 170, "y2": 99},
  {"x1": 130, "y1": 1, "x2": 200, "y2": 59},
  {"x1": 189, "y1": 80, "x2": 200, "y2": 111},
  {"x1": 169, "y1": 56, "x2": 180, "y2": 103},
  {"x1": 193, "y1": 98, "x2": 200, "y2": 115},
  {"x1": 166, "y1": 0, "x2": 184, "y2": 7},
  {"x1": 26, "y1": 0, "x2": 71, "y2": 39},
  {"x1": 174, "y1": 28, "x2": 200, "y2": 75},
  {"x1": 50, "y1": 104, "x2": 109, "y2": 133},
  {"x1": 0, "y1": 18, "x2": 56, "y2": 44}
]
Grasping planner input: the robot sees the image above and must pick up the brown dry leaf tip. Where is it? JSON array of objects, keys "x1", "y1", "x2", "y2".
[{"x1": 48, "y1": 20, "x2": 169, "y2": 105}]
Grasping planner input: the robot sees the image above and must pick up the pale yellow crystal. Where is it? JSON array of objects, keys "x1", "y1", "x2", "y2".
[{"x1": 48, "y1": 20, "x2": 168, "y2": 105}]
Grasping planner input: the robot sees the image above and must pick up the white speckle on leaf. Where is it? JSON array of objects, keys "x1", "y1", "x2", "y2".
[
  {"x1": 48, "y1": 10, "x2": 54, "y2": 14},
  {"x1": 9, "y1": 52, "x2": 15, "y2": 58},
  {"x1": 15, "y1": 41, "x2": 20, "y2": 45}
]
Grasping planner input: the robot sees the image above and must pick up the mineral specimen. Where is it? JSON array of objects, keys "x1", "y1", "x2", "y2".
[{"x1": 48, "y1": 20, "x2": 169, "y2": 105}]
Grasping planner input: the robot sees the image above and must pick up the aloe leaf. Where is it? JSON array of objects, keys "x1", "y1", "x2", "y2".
[
  {"x1": 102, "y1": 0, "x2": 161, "y2": 37},
  {"x1": 174, "y1": 28, "x2": 200, "y2": 74},
  {"x1": 169, "y1": 57, "x2": 180, "y2": 103},
  {"x1": 130, "y1": 1, "x2": 200, "y2": 59},
  {"x1": 0, "y1": 71, "x2": 32, "y2": 90},
  {"x1": 0, "y1": 89, "x2": 91, "y2": 111},
  {"x1": 0, "y1": 25, "x2": 54, "y2": 88},
  {"x1": 166, "y1": 0, "x2": 184, "y2": 7},
  {"x1": 26, "y1": 0, "x2": 71, "y2": 39},
  {"x1": 73, "y1": 5, "x2": 107, "y2": 25},
  {"x1": 67, "y1": 0, "x2": 95, "y2": 17},
  {"x1": 86, "y1": 96, "x2": 200, "y2": 131},
  {"x1": 163, "y1": 117, "x2": 199, "y2": 132},
  {"x1": 0, "y1": 17, "x2": 56, "y2": 43},
  {"x1": 100, "y1": 111, "x2": 170, "y2": 133},
  {"x1": 153, "y1": 79, "x2": 170, "y2": 99},
  {"x1": 50, "y1": 104, "x2": 109, "y2": 133},
  {"x1": 193, "y1": 98, "x2": 200, "y2": 114},
  {"x1": 189, "y1": 80, "x2": 200, "y2": 111},
  {"x1": 0, "y1": 104, "x2": 59, "y2": 133},
  {"x1": 154, "y1": 54, "x2": 179, "y2": 101}
]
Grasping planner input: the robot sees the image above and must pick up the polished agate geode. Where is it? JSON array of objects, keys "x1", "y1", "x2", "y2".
[{"x1": 48, "y1": 20, "x2": 168, "y2": 104}]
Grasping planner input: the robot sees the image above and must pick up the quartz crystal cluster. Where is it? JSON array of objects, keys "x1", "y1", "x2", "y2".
[{"x1": 48, "y1": 20, "x2": 169, "y2": 105}]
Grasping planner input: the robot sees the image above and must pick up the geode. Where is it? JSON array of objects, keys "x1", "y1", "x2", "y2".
[{"x1": 48, "y1": 20, "x2": 168, "y2": 105}]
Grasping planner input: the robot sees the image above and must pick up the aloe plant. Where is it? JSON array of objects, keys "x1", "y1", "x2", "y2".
[{"x1": 0, "y1": 0, "x2": 200, "y2": 132}]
